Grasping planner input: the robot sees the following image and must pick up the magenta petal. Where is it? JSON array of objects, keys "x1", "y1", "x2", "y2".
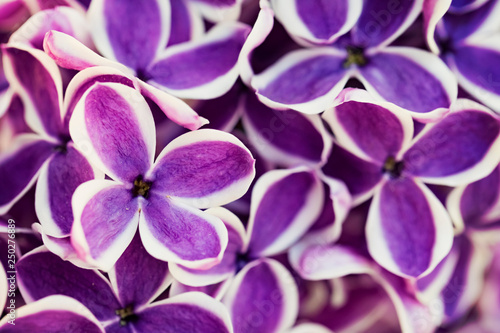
[
  {"x1": 35, "y1": 146, "x2": 97, "y2": 237},
  {"x1": 109, "y1": 233, "x2": 169, "y2": 308},
  {"x1": 223, "y1": 258, "x2": 299, "y2": 333},
  {"x1": 367, "y1": 177, "x2": 454, "y2": 278},
  {"x1": 0, "y1": 295, "x2": 104, "y2": 333},
  {"x1": 3, "y1": 45, "x2": 63, "y2": 137},
  {"x1": 0, "y1": 136, "x2": 54, "y2": 214},
  {"x1": 69, "y1": 82, "x2": 155, "y2": 183}
]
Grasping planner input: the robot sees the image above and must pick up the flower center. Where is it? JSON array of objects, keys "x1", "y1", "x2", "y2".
[
  {"x1": 382, "y1": 156, "x2": 404, "y2": 179},
  {"x1": 116, "y1": 305, "x2": 138, "y2": 326},
  {"x1": 132, "y1": 175, "x2": 152, "y2": 198},
  {"x1": 343, "y1": 46, "x2": 367, "y2": 68},
  {"x1": 235, "y1": 252, "x2": 251, "y2": 273}
]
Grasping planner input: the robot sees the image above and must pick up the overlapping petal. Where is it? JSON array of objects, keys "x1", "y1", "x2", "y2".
[
  {"x1": 147, "y1": 22, "x2": 250, "y2": 99},
  {"x1": 69, "y1": 82, "x2": 155, "y2": 182},
  {"x1": 251, "y1": 48, "x2": 351, "y2": 113},
  {"x1": 223, "y1": 258, "x2": 298, "y2": 333},
  {"x1": 366, "y1": 177, "x2": 454, "y2": 278},
  {"x1": 167, "y1": 0, "x2": 204, "y2": 47},
  {"x1": 150, "y1": 129, "x2": 255, "y2": 209},
  {"x1": 246, "y1": 167, "x2": 324, "y2": 257},
  {"x1": 139, "y1": 193, "x2": 228, "y2": 269},
  {"x1": 0, "y1": 295, "x2": 105, "y2": 333}
]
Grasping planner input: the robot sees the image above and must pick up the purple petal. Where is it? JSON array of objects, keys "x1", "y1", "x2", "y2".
[
  {"x1": 8, "y1": 6, "x2": 91, "y2": 51},
  {"x1": 403, "y1": 101, "x2": 500, "y2": 186},
  {"x1": 150, "y1": 129, "x2": 255, "y2": 208},
  {"x1": 44, "y1": 30, "x2": 131, "y2": 72},
  {"x1": 0, "y1": 295, "x2": 104, "y2": 333},
  {"x1": 139, "y1": 192, "x2": 227, "y2": 269},
  {"x1": 2, "y1": 45, "x2": 63, "y2": 137},
  {"x1": 322, "y1": 144, "x2": 383, "y2": 205},
  {"x1": 0, "y1": 0, "x2": 29, "y2": 32},
  {"x1": 169, "y1": 280, "x2": 230, "y2": 300},
  {"x1": 289, "y1": 243, "x2": 372, "y2": 280},
  {"x1": 447, "y1": 165, "x2": 500, "y2": 231},
  {"x1": 0, "y1": 136, "x2": 54, "y2": 214},
  {"x1": 243, "y1": 93, "x2": 331, "y2": 167},
  {"x1": 134, "y1": 292, "x2": 232, "y2": 333},
  {"x1": 444, "y1": 0, "x2": 500, "y2": 41},
  {"x1": 138, "y1": 80, "x2": 208, "y2": 131},
  {"x1": 323, "y1": 88, "x2": 413, "y2": 164},
  {"x1": 109, "y1": 233, "x2": 169, "y2": 308},
  {"x1": 423, "y1": 0, "x2": 451, "y2": 54},
  {"x1": 450, "y1": 0, "x2": 489, "y2": 12},
  {"x1": 272, "y1": 0, "x2": 362, "y2": 44},
  {"x1": 350, "y1": 0, "x2": 422, "y2": 48},
  {"x1": 247, "y1": 168, "x2": 324, "y2": 257},
  {"x1": 169, "y1": 207, "x2": 245, "y2": 287},
  {"x1": 71, "y1": 180, "x2": 140, "y2": 271},
  {"x1": 35, "y1": 146, "x2": 98, "y2": 237},
  {"x1": 167, "y1": 0, "x2": 204, "y2": 47},
  {"x1": 358, "y1": 47, "x2": 457, "y2": 118},
  {"x1": 190, "y1": 0, "x2": 242, "y2": 22},
  {"x1": 366, "y1": 177, "x2": 454, "y2": 278},
  {"x1": 287, "y1": 323, "x2": 333, "y2": 333},
  {"x1": 449, "y1": 42, "x2": 500, "y2": 112},
  {"x1": 69, "y1": 82, "x2": 155, "y2": 183},
  {"x1": 17, "y1": 248, "x2": 120, "y2": 321},
  {"x1": 88, "y1": 0, "x2": 170, "y2": 72},
  {"x1": 223, "y1": 258, "x2": 299, "y2": 333},
  {"x1": 148, "y1": 22, "x2": 250, "y2": 99},
  {"x1": 251, "y1": 48, "x2": 350, "y2": 113}
]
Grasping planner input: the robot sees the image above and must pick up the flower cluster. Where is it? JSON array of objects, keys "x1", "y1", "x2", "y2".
[{"x1": 0, "y1": 0, "x2": 500, "y2": 332}]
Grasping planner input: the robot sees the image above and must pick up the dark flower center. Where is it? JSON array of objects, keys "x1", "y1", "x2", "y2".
[
  {"x1": 132, "y1": 175, "x2": 152, "y2": 198},
  {"x1": 382, "y1": 156, "x2": 405, "y2": 179},
  {"x1": 235, "y1": 252, "x2": 251, "y2": 273},
  {"x1": 343, "y1": 46, "x2": 367, "y2": 68},
  {"x1": 116, "y1": 305, "x2": 139, "y2": 326}
]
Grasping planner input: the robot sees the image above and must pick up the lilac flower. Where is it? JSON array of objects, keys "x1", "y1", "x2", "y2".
[
  {"x1": 321, "y1": 88, "x2": 500, "y2": 277},
  {"x1": 68, "y1": 81, "x2": 255, "y2": 270},
  {"x1": 14, "y1": 235, "x2": 234, "y2": 333},
  {"x1": 242, "y1": 0, "x2": 457, "y2": 121},
  {"x1": 0, "y1": 45, "x2": 100, "y2": 239},
  {"x1": 42, "y1": 0, "x2": 251, "y2": 101},
  {"x1": 424, "y1": 0, "x2": 500, "y2": 113}
]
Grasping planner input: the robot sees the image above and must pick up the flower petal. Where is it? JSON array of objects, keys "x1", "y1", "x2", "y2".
[
  {"x1": 350, "y1": 0, "x2": 423, "y2": 48},
  {"x1": 16, "y1": 247, "x2": 120, "y2": 321},
  {"x1": 447, "y1": 165, "x2": 500, "y2": 231},
  {"x1": 243, "y1": 93, "x2": 331, "y2": 167},
  {"x1": 167, "y1": 0, "x2": 204, "y2": 47},
  {"x1": 35, "y1": 146, "x2": 99, "y2": 237},
  {"x1": 108, "y1": 232, "x2": 170, "y2": 309},
  {"x1": 323, "y1": 88, "x2": 414, "y2": 164},
  {"x1": 448, "y1": 39, "x2": 500, "y2": 113},
  {"x1": 169, "y1": 279, "x2": 231, "y2": 301},
  {"x1": 150, "y1": 129, "x2": 255, "y2": 209},
  {"x1": 223, "y1": 258, "x2": 298, "y2": 333},
  {"x1": 358, "y1": 47, "x2": 457, "y2": 120},
  {"x1": 423, "y1": 0, "x2": 451, "y2": 54},
  {"x1": 169, "y1": 207, "x2": 245, "y2": 287},
  {"x1": 2, "y1": 45, "x2": 63, "y2": 137},
  {"x1": 133, "y1": 292, "x2": 233, "y2": 333},
  {"x1": 9, "y1": 6, "x2": 91, "y2": 50},
  {"x1": 69, "y1": 82, "x2": 155, "y2": 182},
  {"x1": 247, "y1": 167, "x2": 324, "y2": 257},
  {"x1": 403, "y1": 100, "x2": 500, "y2": 186},
  {"x1": 87, "y1": 0, "x2": 170, "y2": 72},
  {"x1": 322, "y1": 144, "x2": 384, "y2": 205},
  {"x1": 71, "y1": 180, "x2": 140, "y2": 271},
  {"x1": 190, "y1": 0, "x2": 242, "y2": 22},
  {"x1": 0, "y1": 135, "x2": 54, "y2": 215},
  {"x1": 43, "y1": 30, "x2": 131, "y2": 72},
  {"x1": 139, "y1": 193, "x2": 228, "y2": 269},
  {"x1": 0, "y1": 295, "x2": 105, "y2": 333},
  {"x1": 147, "y1": 22, "x2": 250, "y2": 99},
  {"x1": 251, "y1": 48, "x2": 350, "y2": 113},
  {"x1": 366, "y1": 177, "x2": 454, "y2": 278},
  {"x1": 274, "y1": 0, "x2": 361, "y2": 45}
]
